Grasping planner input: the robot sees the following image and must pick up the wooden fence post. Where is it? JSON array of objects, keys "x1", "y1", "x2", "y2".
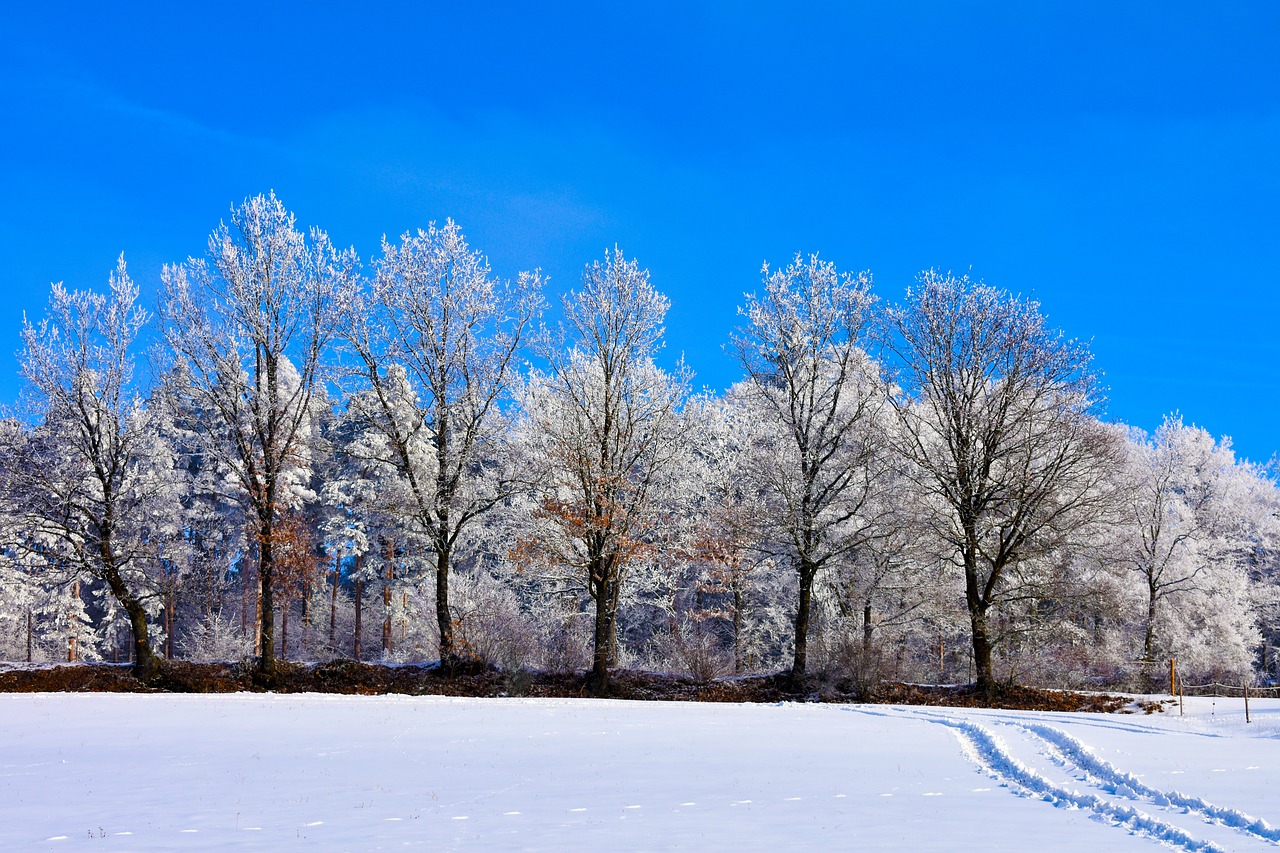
[
  {"x1": 1170, "y1": 658, "x2": 1177, "y2": 696},
  {"x1": 1244, "y1": 682, "x2": 1251, "y2": 724}
]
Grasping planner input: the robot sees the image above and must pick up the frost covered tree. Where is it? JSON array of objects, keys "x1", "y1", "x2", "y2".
[
  {"x1": 517, "y1": 249, "x2": 691, "y2": 692},
  {"x1": 339, "y1": 221, "x2": 542, "y2": 663},
  {"x1": 157, "y1": 382, "x2": 248, "y2": 638},
  {"x1": 1233, "y1": 466, "x2": 1280, "y2": 682},
  {"x1": 161, "y1": 193, "x2": 351, "y2": 681},
  {"x1": 0, "y1": 542, "x2": 42, "y2": 661},
  {"x1": 731, "y1": 254, "x2": 886, "y2": 681},
  {"x1": 1122, "y1": 416, "x2": 1270, "y2": 681},
  {"x1": 886, "y1": 271, "x2": 1124, "y2": 696},
  {"x1": 321, "y1": 402, "x2": 416, "y2": 661},
  {"x1": 679, "y1": 393, "x2": 767, "y2": 673},
  {"x1": 820, "y1": 456, "x2": 955, "y2": 666},
  {"x1": 1123, "y1": 416, "x2": 1217, "y2": 667},
  {"x1": 672, "y1": 390, "x2": 793, "y2": 675},
  {"x1": 5, "y1": 258, "x2": 177, "y2": 680}
]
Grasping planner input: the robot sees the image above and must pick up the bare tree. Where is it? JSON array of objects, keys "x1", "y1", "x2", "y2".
[
  {"x1": 161, "y1": 192, "x2": 350, "y2": 681},
  {"x1": 823, "y1": 469, "x2": 953, "y2": 658},
  {"x1": 886, "y1": 270, "x2": 1123, "y2": 696},
  {"x1": 339, "y1": 220, "x2": 542, "y2": 664},
  {"x1": 6, "y1": 258, "x2": 175, "y2": 680},
  {"x1": 731, "y1": 254, "x2": 885, "y2": 681},
  {"x1": 517, "y1": 249, "x2": 690, "y2": 693}
]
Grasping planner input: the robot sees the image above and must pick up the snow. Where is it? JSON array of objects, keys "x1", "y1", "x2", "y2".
[{"x1": 1, "y1": 693, "x2": 1278, "y2": 851}]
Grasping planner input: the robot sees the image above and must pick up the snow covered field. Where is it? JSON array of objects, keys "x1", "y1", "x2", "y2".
[{"x1": 1, "y1": 693, "x2": 1277, "y2": 851}]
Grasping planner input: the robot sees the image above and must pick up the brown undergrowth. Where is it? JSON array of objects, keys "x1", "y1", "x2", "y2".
[{"x1": 0, "y1": 660, "x2": 1130, "y2": 712}]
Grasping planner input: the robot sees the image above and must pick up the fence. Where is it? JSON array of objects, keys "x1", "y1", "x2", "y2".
[
  {"x1": 1172, "y1": 679, "x2": 1278, "y2": 723},
  {"x1": 1179, "y1": 682, "x2": 1280, "y2": 699}
]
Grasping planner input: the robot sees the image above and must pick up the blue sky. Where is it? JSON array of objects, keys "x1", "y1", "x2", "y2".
[{"x1": 2, "y1": 3, "x2": 1277, "y2": 460}]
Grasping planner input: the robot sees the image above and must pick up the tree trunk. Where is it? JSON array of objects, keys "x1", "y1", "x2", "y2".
[
  {"x1": 126, "y1": 604, "x2": 158, "y2": 680},
  {"x1": 970, "y1": 611, "x2": 994, "y2": 694},
  {"x1": 97, "y1": 559, "x2": 161, "y2": 681},
  {"x1": 257, "y1": 521, "x2": 277, "y2": 682},
  {"x1": 863, "y1": 600, "x2": 874, "y2": 652},
  {"x1": 383, "y1": 562, "x2": 392, "y2": 658},
  {"x1": 67, "y1": 580, "x2": 79, "y2": 662},
  {"x1": 732, "y1": 586, "x2": 744, "y2": 676},
  {"x1": 791, "y1": 564, "x2": 815, "y2": 681},
  {"x1": 354, "y1": 576, "x2": 363, "y2": 661},
  {"x1": 436, "y1": 547, "x2": 454, "y2": 661},
  {"x1": 330, "y1": 554, "x2": 340, "y2": 653},
  {"x1": 25, "y1": 607, "x2": 32, "y2": 663},
  {"x1": 301, "y1": 581, "x2": 310, "y2": 655},
  {"x1": 608, "y1": 609, "x2": 619, "y2": 668},
  {"x1": 586, "y1": 554, "x2": 618, "y2": 695},
  {"x1": 964, "y1": 557, "x2": 995, "y2": 695},
  {"x1": 588, "y1": 576, "x2": 613, "y2": 694},
  {"x1": 127, "y1": 599, "x2": 159, "y2": 680},
  {"x1": 252, "y1": 572, "x2": 262, "y2": 656},
  {"x1": 281, "y1": 595, "x2": 289, "y2": 660},
  {"x1": 434, "y1": 409, "x2": 456, "y2": 663},
  {"x1": 165, "y1": 587, "x2": 176, "y2": 659},
  {"x1": 1143, "y1": 580, "x2": 1158, "y2": 663}
]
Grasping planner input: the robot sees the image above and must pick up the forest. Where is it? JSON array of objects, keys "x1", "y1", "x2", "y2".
[{"x1": 1, "y1": 192, "x2": 1275, "y2": 697}]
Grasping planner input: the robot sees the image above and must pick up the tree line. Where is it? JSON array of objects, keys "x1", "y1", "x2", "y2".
[{"x1": 1, "y1": 192, "x2": 1275, "y2": 696}]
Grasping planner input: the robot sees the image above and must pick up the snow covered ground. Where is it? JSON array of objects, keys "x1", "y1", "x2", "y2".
[{"x1": 1, "y1": 692, "x2": 1277, "y2": 851}]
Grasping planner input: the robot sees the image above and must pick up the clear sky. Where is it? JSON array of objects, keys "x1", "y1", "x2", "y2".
[{"x1": 2, "y1": 3, "x2": 1277, "y2": 461}]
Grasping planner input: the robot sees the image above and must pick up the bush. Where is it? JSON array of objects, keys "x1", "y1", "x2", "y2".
[
  {"x1": 538, "y1": 615, "x2": 591, "y2": 674},
  {"x1": 643, "y1": 617, "x2": 733, "y2": 683},
  {"x1": 448, "y1": 572, "x2": 539, "y2": 671},
  {"x1": 180, "y1": 611, "x2": 253, "y2": 662}
]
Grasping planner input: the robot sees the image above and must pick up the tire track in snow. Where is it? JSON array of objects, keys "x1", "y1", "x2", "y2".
[
  {"x1": 847, "y1": 707, "x2": 1225, "y2": 853},
  {"x1": 1012, "y1": 721, "x2": 1280, "y2": 845}
]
